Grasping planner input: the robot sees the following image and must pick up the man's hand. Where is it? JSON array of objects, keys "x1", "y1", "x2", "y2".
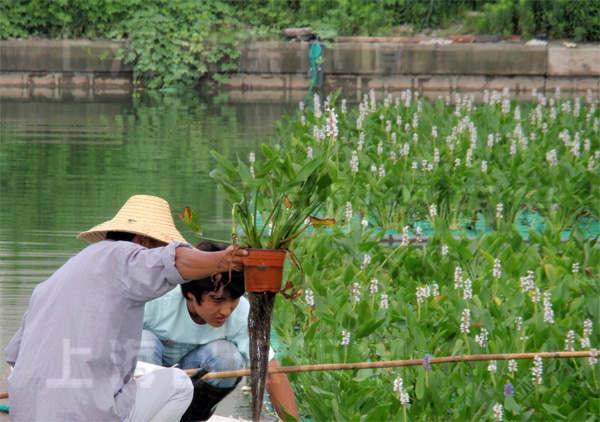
[
  {"x1": 219, "y1": 245, "x2": 247, "y2": 273},
  {"x1": 176, "y1": 246, "x2": 247, "y2": 281}
]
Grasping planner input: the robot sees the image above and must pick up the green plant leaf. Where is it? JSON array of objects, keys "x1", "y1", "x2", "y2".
[
  {"x1": 210, "y1": 150, "x2": 237, "y2": 179},
  {"x1": 237, "y1": 156, "x2": 254, "y2": 187},
  {"x1": 354, "y1": 317, "x2": 385, "y2": 339},
  {"x1": 542, "y1": 404, "x2": 567, "y2": 420}
]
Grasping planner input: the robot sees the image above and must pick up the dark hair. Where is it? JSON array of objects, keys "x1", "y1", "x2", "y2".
[
  {"x1": 106, "y1": 231, "x2": 136, "y2": 241},
  {"x1": 180, "y1": 241, "x2": 245, "y2": 303}
]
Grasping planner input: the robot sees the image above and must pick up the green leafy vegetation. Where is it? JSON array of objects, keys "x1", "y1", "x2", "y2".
[
  {"x1": 221, "y1": 87, "x2": 598, "y2": 421},
  {"x1": 116, "y1": 0, "x2": 247, "y2": 89}
]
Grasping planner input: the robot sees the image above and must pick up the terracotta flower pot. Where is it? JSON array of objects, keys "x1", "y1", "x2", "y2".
[{"x1": 242, "y1": 248, "x2": 286, "y2": 293}]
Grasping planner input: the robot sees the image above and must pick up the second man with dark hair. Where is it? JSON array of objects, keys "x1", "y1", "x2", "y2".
[{"x1": 139, "y1": 241, "x2": 299, "y2": 421}]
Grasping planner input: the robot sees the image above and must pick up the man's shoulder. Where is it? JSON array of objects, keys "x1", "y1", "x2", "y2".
[{"x1": 78, "y1": 239, "x2": 143, "y2": 262}]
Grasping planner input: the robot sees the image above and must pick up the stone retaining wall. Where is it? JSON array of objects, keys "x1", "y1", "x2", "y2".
[{"x1": 1, "y1": 39, "x2": 598, "y2": 96}]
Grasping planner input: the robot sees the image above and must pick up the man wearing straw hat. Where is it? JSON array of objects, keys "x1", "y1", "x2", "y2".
[{"x1": 4, "y1": 195, "x2": 247, "y2": 422}]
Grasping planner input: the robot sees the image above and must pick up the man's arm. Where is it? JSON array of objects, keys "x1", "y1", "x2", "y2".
[
  {"x1": 175, "y1": 245, "x2": 246, "y2": 280},
  {"x1": 266, "y1": 358, "x2": 300, "y2": 421}
]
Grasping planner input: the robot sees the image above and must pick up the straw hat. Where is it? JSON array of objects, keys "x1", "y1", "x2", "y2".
[{"x1": 77, "y1": 195, "x2": 187, "y2": 244}]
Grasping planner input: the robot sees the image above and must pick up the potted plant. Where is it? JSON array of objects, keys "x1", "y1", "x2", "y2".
[
  {"x1": 180, "y1": 108, "x2": 339, "y2": 421},
  {"x1": 181, "y1": 140, "x2": 336, "y2": 292}
]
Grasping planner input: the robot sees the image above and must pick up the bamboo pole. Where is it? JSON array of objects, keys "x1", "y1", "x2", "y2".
[
  {"x1": 190, "y1": 350, "x2": 593, "y2": 379},
  {"x1": 0, "y1": 351, "x2": 594, "y2": 401}
]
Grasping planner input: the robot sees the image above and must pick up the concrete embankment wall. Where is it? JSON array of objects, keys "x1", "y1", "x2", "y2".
[{"x1": 1, "y1": 39, "x2": 598, "y2": 97}]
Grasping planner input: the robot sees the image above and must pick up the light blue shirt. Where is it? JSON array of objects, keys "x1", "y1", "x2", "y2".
[{"x1": 143, "y1": 287, "x2": 274, "y2": 367}]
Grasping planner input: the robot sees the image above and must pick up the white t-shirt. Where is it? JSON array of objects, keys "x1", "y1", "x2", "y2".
[{"x1": 143, "y1": 286, "x2": 274, "y2": 367}]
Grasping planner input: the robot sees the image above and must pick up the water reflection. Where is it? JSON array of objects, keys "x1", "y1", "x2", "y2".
[{"x1": 0, "y1": 91, "x2": 296, "y2": 390}]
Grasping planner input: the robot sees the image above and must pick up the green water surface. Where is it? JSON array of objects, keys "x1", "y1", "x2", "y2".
[{"x1": 0, "y1": 91, "x2": 296, "y2": 382}]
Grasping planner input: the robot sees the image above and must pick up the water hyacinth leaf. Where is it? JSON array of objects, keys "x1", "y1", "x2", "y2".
[
  {"x1": 509, "y1": 223, "x2": 524, "y2": 249},
  {"x1": 278, "y1": 407, "x2": 298, "y2": 422},
  {"x1": 542, "y1": 404, "x2": 567, "y2": 420},
  {"x1": 179, "y1": 206, "x2": 201, "y2": 234},
  {"x1": 416, "y1": 371, "x2": 425, "y2": 399},
  {"x1": 544, "y1": 263, "x2": 560, "y2": 284},
  {"x1": 317, "y1": 173, "x2": 334, "y2": 196},
  {"x1": 329, "y1": 87, "x2": 343, "y2": 105},
  {"x1": 445, "y1": 235, "x2": 474, "y2": 260},
  {"x1": 342, "y1": 264, "x2": 356, "y2": 283},
  {"x1": 287, "y1": 134, "x2": 300, "y2": 147},
  {"x1": 311, "y1": 385, "x2": 336, "y2": 400},
  {"x1": 586, "y1": 297, "x2": 599, "y2": 321},
  {"x1": 479, "y1": 249, "x2": 495, "y2": 265},
  {"x1": 504, "y1": 395, "x2": 521, "y2": 414},
  {"x1": 433, "y1": 217, "x2": 449, "y2": 237},
  {"x1": 296, "y1": 152, "x2": 326, "y2": 180},
  {"x1": 236, "y1": 157, "x2": 254, "y2": 187},
  {"x1": 509, "y1": 288, "x2": 528, "y2": 308},
  {"x1": 358, "y1": 237, "x2": 379, "y2": 251},
  {"x1": 210, "y1": 150, "x2": 237, "y2": 179},
  {"x1": 572, "y1": 224, "x2": 588, "y2": 243},
  {"x1": 567, "y1": 296, "x2": 583, "y2": 313},
  {"x1": 590, "y1": 397, "x2": 599, "y2": 415},
  {"x1": 402, "y1": 185, "x2": 411, "y2": 203},
  {"x1": 505, "y1": 251, "x2": 522, "y2": 276},
  {"x1": 260, "y1": 143, "x2": 276, "y2": 159},
  {"x1": 566, "y1": 405, "x2": 588, "y2": 422},
  {"x1": 283, "y1": 153, "x2": 297, "y2": 179},
  {"x1": 313, "y1": 310, "x2": 338, "y2": 326},
  {"x1": 329, "y1": 264, "x2": 345, "y2": 280},
  {"x1": 300, "y1": 133, "x2": 313, "y2": 144},
  {"x1": 303, "y1": 322, "x2": 318, "y2": 343},
  {"x1": 209, "y1": 169, "x2": 243, "y2": 203},
  {"x1": 521, "y1": 409, "x2": 535, "y2": 421},
  {"x1": 365, "y1": 405, "x2": 393, "y2": 422},
  {"x1": 254, "y1": 154, "x2": 280, "y2": 178},
  {"x1": 333, "y1": 237, "x2": 356, "y2": 255},
  {"x1": 325, "y1": 157, "x2": 339, "y2": 181},
  {"x1": 450, "y1": 339, "x2": 464, "y2": 356},
  {"x1": 428, "y1": 329, "x2": 448, "y2": 349},
  {"x1": 552, "y1": 282, "x2": 570, "y2": 303},
  {"x1": 354, "y1": 317, "x2": 385, "y2": 339}
]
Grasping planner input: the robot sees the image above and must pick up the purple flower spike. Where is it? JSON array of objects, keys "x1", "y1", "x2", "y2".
[
  {"x1": 553, "y1": 204, "x2": 559, "y2": 211},
  {"x1": 504, "y1": 380, "x2": 515, "y2": 396},
  {"x1": 423, "y1": 354, "x2": 432, "y2": 371}
]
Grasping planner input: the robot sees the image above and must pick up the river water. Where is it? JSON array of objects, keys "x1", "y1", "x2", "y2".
[{"x1": 0, "y1": 90, "x2": 299, "y2": 419}]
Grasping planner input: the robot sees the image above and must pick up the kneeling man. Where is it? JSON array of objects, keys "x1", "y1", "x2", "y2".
[{"x1": 140, "y1": 241, "x2": 299, "y2": 421}]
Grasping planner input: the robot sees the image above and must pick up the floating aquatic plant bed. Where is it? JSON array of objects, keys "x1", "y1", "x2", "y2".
[
  {"x1": 258, "y1": 88, "x2": 598, "y2": 421},
  {"x1": 187, "y1": 87, "x2": 597, "y2": 421},
  {"x1": 251, "y1": 208, "x2": 599, "y2": 247},
  {"x1": 373, "y1": 212, "x2": 599, "y2": 246}
]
